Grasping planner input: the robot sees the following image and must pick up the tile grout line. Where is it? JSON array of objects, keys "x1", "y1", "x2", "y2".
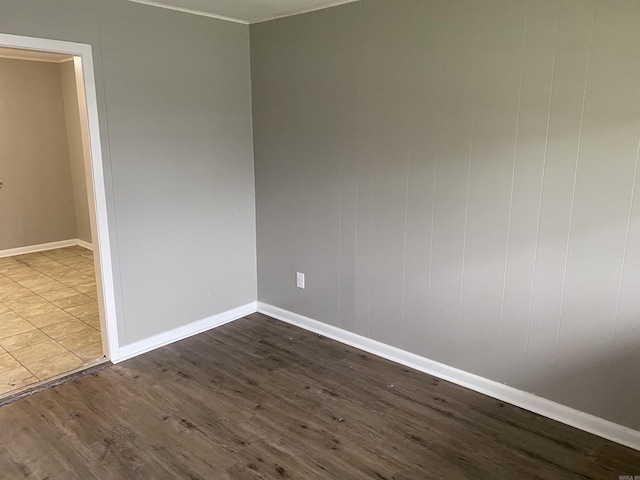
[{"x1": 0, "y1": 247, "x2": 103, "y2": 389}]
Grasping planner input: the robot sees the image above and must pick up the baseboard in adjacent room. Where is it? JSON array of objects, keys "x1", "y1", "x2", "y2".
[
  {"x1": 113, "y1": 301, "x2": 258, "y2": 363},
  {"x1": 257, "y1": 302, "x2": 640, "y2": 452},
  {"x1": 76, "y1": 239, "x2": 94, "y2": 251},
  {"x1": 0, "y1": 239, "x2": 80, "y2": 259}
]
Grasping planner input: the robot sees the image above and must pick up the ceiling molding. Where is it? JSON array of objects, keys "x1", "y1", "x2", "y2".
[
  {"x1": 127, "y1": 0, "x2": 359, "y2": 24},
  {"x1": 250, "y1": 0, "x2": 359, "y2": 24},
  {"x1": 128, "y1": 0, "x2": 250, "y2": 24}
]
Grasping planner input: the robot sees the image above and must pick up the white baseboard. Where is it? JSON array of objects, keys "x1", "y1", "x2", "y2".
[
  {"x1": 76, "y1": 239, "x2": 94, "y2": 251},
  {"x1": 0, "y1": 239, "x2": 80, "y2": 258},
  {"x1": 113, "y1": 301, "x2": 258, "y2": 363},
  {"x1": 257, "y1": 302, "x2": 640, "y2": 452}
]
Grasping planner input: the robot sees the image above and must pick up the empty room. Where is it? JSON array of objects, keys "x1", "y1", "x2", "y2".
[
  {"x1": 1, "y1": 0, "x2": 640, "y2": 478},
  {"x1": 0, "y1": 46, "x2": 104, "y2": 391}
]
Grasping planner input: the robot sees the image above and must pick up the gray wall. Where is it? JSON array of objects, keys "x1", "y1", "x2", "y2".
[
  {"x1": 251, "y1": 0, "x2": 640, "y2": 430},
  {"x1": 0, "y1": 57, "x2": 77, "y2": 250},
  {"x1": 0, "y1": 0, "x2": 257, "y2": 345},
  {"x1": 60, "y1": 59, "x2": 92, "y2": 245}
]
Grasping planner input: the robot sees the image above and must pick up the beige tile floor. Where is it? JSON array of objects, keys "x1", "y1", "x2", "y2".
[{"x1": 0, "y1": 246, "x2": 104, "y2": 395}]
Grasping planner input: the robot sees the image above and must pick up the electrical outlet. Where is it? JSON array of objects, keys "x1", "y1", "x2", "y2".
[{"x1": 296, "y1": 272, "x2": 305, "y2": 289}]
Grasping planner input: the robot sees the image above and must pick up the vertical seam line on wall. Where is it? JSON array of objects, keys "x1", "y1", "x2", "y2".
[
  {"x1": 456, "y1": 15, "x2": 481, "y2": 368},
  {"x1": 525, "y1": 1, "x2": 562, "y2": 372},
  {"x1": 366, "y1": 2, "x2": 379, "y2": 340},
  {"x1": 400, "y1": 1, "x2": 418, "y2": 350},
  {"x1": 498, "y1": 9, "x2": 529, "y2": 379},
  {"x1": 352, "y1": 0, "x2": 362, "y2": 333},
  {"x1": 304, "y1": 18, "x2": 317, "y2": 322},
  {"x1": 338, "y1": 79, "x2": 342, "y2": 330},
  {"x1": 604, "y1": 122, "x2": 640, "y2": 416},
  {"x1": 425, "y1": 0, "x2": 445, "y2": 358},
  {"x1": 312, "y1": 77, "x2": 317, "y2": 323},
  {"x1": 95, "y1": 0, "x2": 128, "y2": 345},
  {"x1": 552, "y1": 5, "x2": 597, "y2": 380},
  {"x1": 294, "y1": 26, "x2": 303, "y2": 316}
]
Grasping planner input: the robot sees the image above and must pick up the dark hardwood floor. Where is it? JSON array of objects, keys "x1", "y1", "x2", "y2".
[{"x1": 0, "y1": 312, "x2": 638, "y2": 479}]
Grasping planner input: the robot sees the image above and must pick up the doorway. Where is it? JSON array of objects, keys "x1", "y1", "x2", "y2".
[{"x1": 0, "y1": 34, "x2": 118, "y2": 397}]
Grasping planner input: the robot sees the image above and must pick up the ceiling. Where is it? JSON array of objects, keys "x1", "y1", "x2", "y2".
[
  {"x1": 128, "y1": 0, "x2": 358, "y2": 24},
  {"x1": 0, "y1": 46, "x2": 74, "y2": 63}
]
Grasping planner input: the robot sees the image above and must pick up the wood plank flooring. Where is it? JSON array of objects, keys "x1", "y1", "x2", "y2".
[{"x1": 0, "y1": 312, "x2": 638, "y2": 479}]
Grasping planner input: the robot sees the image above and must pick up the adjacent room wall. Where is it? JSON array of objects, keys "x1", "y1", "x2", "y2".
[
  {"x1": 0, "y1": 0, "x2": 257, "y2": 345},
  {"x1": 60, "y1": 59, "x2": 92, "y2": 245},
  {"x1": 251, "y1": 0, "x2": 640, "y2": 430},
  {"x1": 0, "y1": 57, "x2": 77, "y2": 250}
]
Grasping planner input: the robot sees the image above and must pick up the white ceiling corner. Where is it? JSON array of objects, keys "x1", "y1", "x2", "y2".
[
  {"x1": 0, "y1": 46, "x2": 74, "y2": 63},
  {"x1": 128, "y1": 0, "x2": 359, "y2": 24}
]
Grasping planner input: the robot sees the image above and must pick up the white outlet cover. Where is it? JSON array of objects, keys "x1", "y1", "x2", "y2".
[{"x1": 296, "y1": 272, "x2": 305, "y2": 289}]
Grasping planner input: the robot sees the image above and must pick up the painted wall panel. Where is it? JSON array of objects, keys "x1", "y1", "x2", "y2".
[
  {"x1": 352, "y1": 1, "x2": 378, "y2": 338},
  {"x1": 0, "y1": 58, "x2": 77, "y2": 250},
  {"x1": 252, "y1": 0, "x2": 640, "y2": 429},
  {"x1": 252, "y1": 18, "x2": 306, "y2": 316},
  {"x1": 401, "y1": 0, "x2": 443, "y2": 357},
  {"x1": 526, "y1": 0, "x2": 596, "y2": 398},
  {"x1": 607, "y1": 138, "x2": 640, "y2": 431},
  {"x1": 499, "y1": 0, "x2": 561, "y2": 389},
  {"x1": 458, "y1": 0, "x2": 526, "y2": 379},
  {"x1": 555, "y1": 0, "x2": 640, "y2": 417},
  {"x1": 366, "y1": 1, "x2": 414, "y2": 347},
  {"x1": 426, "y1": 0, "x2": 479, "y2": 367}
]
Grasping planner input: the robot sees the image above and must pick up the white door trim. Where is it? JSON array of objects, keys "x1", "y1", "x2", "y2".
[{"x1": 0, "y1": 33, "x2": 120, "y2": 360}]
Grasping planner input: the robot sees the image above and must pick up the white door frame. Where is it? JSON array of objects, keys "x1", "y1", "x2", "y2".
[{"x1": 0, "y1": 33, "x2": 119, "y2": 360}]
